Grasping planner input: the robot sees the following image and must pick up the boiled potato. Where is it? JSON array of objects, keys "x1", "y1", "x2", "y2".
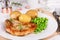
[
  {"x1": 10, "y1": 11, "x2": 21, "y2": 19},
  {"x1": 19, "y1": 14, "x2": 31, "y2": 23},
  {"x1": 26, "y1": 10, "x2": 38, "y2": 18}
]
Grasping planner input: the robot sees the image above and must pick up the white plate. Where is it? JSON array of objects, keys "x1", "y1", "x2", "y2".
[{"x1": 0, "y1": 12, "x2": 58, "y2": 40}]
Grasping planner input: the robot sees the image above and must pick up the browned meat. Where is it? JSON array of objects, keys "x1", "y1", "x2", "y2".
[
  {"x1": 5, "y1": 19, "x2": 36, "y2": 36},
  {"x1": 5, "y1": 19, "x2": 13, "y2": 27}
]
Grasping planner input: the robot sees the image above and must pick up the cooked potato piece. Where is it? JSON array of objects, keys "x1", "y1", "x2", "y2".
[
  {"x1": 10, "y1": 11, "x2": 21, "y2": 19},
  {"x1": 19, "y1": 14, "x2": 31, "y2": 23},
  {"x1": 26, "y1": 10, "x2": 38, "y2": 18}
]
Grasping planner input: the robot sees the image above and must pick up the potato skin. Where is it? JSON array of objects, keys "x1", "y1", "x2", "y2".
[
  {"x1": 26, "y1": 10, "x2": 38, "y2": 18},
  {"x1": 19, "y1": 14, "x2": 31, "y2": 23},
  {"x1": 10, "y1": 11, "x2": 21, "y2": 19}
]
